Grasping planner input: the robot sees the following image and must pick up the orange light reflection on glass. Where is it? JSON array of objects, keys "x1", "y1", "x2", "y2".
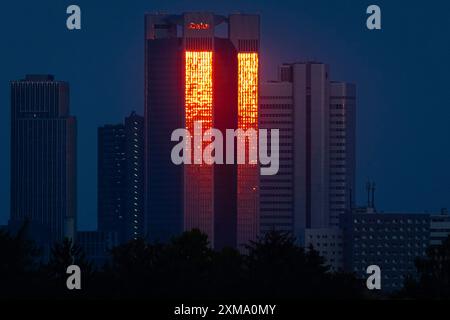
[
  {"x1": 185, "y1": 51, "x2": 213, "y2": 164},
  {"x1": 238, "y1": 52, "x2": 258, "y2": 164}
]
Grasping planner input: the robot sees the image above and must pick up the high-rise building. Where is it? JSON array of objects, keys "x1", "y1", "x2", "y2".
[
  {"x1": 260, "y1": 81, "x2": 294, "y2": 234},
  {"x1": 260, "y1": 62, "x2": 330, "y2": 237},
  {"x1": 10, "y1": 75, "x2": 77, "y2": 246},
  {"x1": 329, "y1": 82, "x2": 356, "y2": 226},
  {"x1": 98, "y1": 123, "x2": 125, "y2": 240},
  {"x1": 98, "y1": 112, "x2": 144, "y2": 243},
  {"x1": 229, "y1": 14, "x2": 260, "y2": 249},
  {"x1": 144, "y1": 12, "x2": 259, "y2": 249},
  {"x1": 124, "y1": 113, "x2": 145, "y2": 241},
  {"x1": 144, "y1": 13, "x2": 184, "y2": 244}
]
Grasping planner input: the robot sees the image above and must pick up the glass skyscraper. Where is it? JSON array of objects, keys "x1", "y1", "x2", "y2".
[
  {"x1": 144, "y1": 13, "x2": 260, "y2": 249},
  {"x1": 10, "y1": 75, "x2": 77, "y2": 247}
]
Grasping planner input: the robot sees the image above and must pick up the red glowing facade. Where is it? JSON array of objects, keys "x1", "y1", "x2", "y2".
[
  {"x1": 237, "y1": 52, "x2": 259, "y2": 248},
  {"x1": 184, "y1": 50, "x2": 213, "y2": 162},
  {"x1": 184, "y1": 50, "x2": 215, "y2": 240},
  {"x1": 238, "y1": 53, "x2": 259, "y2": 133},
  {"x1": 145, "y1": 12, "x2": 258, "y2": 249}
]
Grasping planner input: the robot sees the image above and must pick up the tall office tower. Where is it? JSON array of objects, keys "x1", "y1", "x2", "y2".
[
  {"x1": 145, "y1": 12, "x2": 259, "y2": 249},
  {"x1": 124, "y1": 112, "x2": 145, "y2": 241},
  {"x1": 260, "y1": 62, "x2": 330, "y2": 237},
  {"x1": 329, "y1": 82, "x2": 356, "y2": 226},
  {"x1": 260, "y1": 81, "x2": 295, "y2": 234},
  {"x1": 98, "y1": 112, "x2": 144, "y2": 243},
  {"x1": 229, "y1": 14, "x2": 260, "y2": 248},
  {"x1": 144, "y1": 13, "x2": 184, "y2": 243},
  {"x1": 98, "y1": 123, "x2": 125, "y2": 240},
  {"x1": 10, "y1": 75, "x2": 76, "y2": 245}
]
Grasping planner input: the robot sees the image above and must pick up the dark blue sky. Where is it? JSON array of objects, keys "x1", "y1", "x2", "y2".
[{"x1": 1, "y1": 0, "x2": 449, "y2": 230}]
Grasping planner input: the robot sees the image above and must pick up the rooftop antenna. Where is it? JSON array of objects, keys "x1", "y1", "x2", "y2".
[
  {"x1": 371, "y1": 182, "x2": 376, "y2": 210},
  {"x1": 366, "y1": 180, "x2": 371, "y2": 207}
]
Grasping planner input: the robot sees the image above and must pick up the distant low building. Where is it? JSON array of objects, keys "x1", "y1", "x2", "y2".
[
  {"x1": 340, "y1": 207, "x2": 430, "y2": 292},
  {"x1": 300, "y1": 228, "x2": 344, "y2": 272},
  {"x1": 76, "y1": 231, "x2": 119, "y2": 267}
]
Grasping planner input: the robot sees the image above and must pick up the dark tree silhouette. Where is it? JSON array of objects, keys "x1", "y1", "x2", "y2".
[
  {"x1": 154, "y1": 229, "x2": 214, "y2": 299},
  {"x1": 0, "y1": 222, "x2": 41, "y2": 298},
  {"x1": 40, "y1": 238, "x2": 94, "y2": 297},
  {"x1": 47, "y1": 238, "x2": 93, "y2": 278},
  {"x1": 210, "y1": 247, "x2": 244, "y2": 299},
  {"x1": 0, "y1": 228, "x2": 365, "y2": 299},
  {"x1": 109, "y1": 238, "x2": 161, "y2": 297},
  {"x1": 398, "y1": 235, "x2": 450, "y2": 299},
  {"x1": 244, "y1": 231, "x2": 321, "y2": 298},
  {"x1": 244, "y1": 230, "x2": 365, "y2": 299}
]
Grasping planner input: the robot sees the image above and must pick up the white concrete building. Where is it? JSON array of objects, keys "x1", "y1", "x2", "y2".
[
  {"x1": 329, "y1": 82, "x2": 356, "y2": 227},
  {"x1": 430, "y1": 209, "x2": 450, "y2": 246},
  {"x1": 303, "y1": 228, "x2": 344, "y2": 272},
  {"x1": 260, "y1": 62, "x2": 330, "y2": 236}
]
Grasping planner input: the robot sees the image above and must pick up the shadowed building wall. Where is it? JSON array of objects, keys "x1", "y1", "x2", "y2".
[{"x1": 10, "y1": 75, "x2": 76, "y2": 247}]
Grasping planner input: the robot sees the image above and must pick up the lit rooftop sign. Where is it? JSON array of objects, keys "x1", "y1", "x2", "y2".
[{"x1": 188, "y1": 22, "x2": 210, "y2": 30}]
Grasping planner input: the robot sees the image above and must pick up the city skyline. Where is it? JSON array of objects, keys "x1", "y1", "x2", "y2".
[
  {"x1": 1, "y1": 1, "x2": 449, "y2": 231},
  {"x1": 1, "y1": 2, "x2": 450, "y2": 302}
]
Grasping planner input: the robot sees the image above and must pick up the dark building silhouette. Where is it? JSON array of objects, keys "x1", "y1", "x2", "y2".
[
  {"x1": 98, "y1": 112, "x2": 144, "y2": 243},
  {"x1": 144, "y1": 13, "x2": 258, "y2": 249},
  {"x1": 10, "y1": 75, "x2": 77, "y2": 248},
  {"x1": 98, "y1": 123, "x2": 125, "y2": 239},
  {"x1": 144, "y1": 14, "x2": 184, "y2": 244}
]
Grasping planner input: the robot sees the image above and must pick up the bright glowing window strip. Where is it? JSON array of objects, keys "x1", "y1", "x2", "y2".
[
  {"x1": 238, "y1": 52, "x2": 259, "y2": 163},
  {"x1": 185, "y1": 51, "x2": 213, "y2": 163}
]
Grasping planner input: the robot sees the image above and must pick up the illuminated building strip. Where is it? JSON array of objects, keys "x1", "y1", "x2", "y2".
[
  {"x1": 185, "y1": 51, "x2": 213, "y2": 163},
  {"x1": 238, "y1": 52, "x2": 259, "y2": 162},
  {"x1": 184, "y1": 50, "x2": 214, "y2": 240},
  {"x1": 237, "y1": 52, "x2": 259, "y2": 247}
]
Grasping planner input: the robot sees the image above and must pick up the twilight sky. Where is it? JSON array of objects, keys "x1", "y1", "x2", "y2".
[{"x1": 0, "y1": 0, "x2": 449, "y2": 230}]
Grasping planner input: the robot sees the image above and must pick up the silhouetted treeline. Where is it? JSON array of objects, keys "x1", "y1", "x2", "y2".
[
  {"x1": 0, "y1": 226, "x2": 367, "y2": 299},
  {"x1": 396, "y1": 236, "x2": 450, "y2": 299}
]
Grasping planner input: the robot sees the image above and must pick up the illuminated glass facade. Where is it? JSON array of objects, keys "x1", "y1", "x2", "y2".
[
  {"x1": 237, "y1": 52, "x2": 259, "y2": 248},
  {"x1": 145, "y1": 12, "x2": 258, "y2": 249},
  {"x1": 238, "y1": 53, "x2": 259, "y2": 133},
  {"x1": 184, "y1": 51, "x2": 213, "y2": 161},
  {"x1": 184, "y1": 50, "x2": 215, "y2": 240}
]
